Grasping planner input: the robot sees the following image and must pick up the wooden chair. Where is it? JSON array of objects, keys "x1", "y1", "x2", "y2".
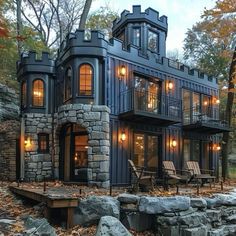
[
  {"x1": 162, "y1": 161, "x2": 190, "y2": 189},
  {"x1": 186, "y1": 161, "x2": 216, "y2": 186},
  {"x1": 128, "y1": 160, "x2": 156, "y2": 192}
]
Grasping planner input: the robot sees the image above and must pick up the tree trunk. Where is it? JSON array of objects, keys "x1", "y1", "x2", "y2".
[
  {"x1": 222, "y1": 46, "x2": 236, "y2": 180},
  {"x1": 16, "y1": 0, "x2": 22, "y2": 57},
  {"x1": 79, "y1": 0, "x2": 92, "y2": 30}
]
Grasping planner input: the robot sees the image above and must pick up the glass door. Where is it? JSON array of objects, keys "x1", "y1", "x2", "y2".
[
  {"x1": 133, "y1": 133, "x2": 159, "y2": 173},
  {"x1": 71, "y1": 134, "x2": 88, "y2": 182}
]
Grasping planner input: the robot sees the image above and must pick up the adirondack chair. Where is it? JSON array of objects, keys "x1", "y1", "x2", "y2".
[
  {"x1": 128, "y1": 159, "x2": 156, "y2": 192},
  {"x1": 186, "y1": 161, "x2": 216, "y2": 186},
  {"x1": 162, "y1": 161, "x2": 190, "y2": 188}
]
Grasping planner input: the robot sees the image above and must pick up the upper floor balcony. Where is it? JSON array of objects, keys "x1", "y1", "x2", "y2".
[
  {"x1": 119, "y1": 88, "x2": 181, "y2": 125},
  {"x1": 183, "y1": 106, "x2": 231, "y2": 134}
]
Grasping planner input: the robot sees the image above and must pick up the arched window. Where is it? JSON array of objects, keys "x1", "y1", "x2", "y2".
[
  {"x1": 32, "y1": 79, "x2": 44, "y2": 107},
  {"x1": 78, "y1": 64, "x2": 93, "y2": 96},
  {"x1": 21, "y1": 81, "x2": 26, "y2": 107},
  {"x1": 65, "y1": 67, "x2": 72, "y2": 100}
]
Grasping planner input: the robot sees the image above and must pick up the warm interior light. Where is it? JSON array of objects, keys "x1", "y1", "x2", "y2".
[
  {"x1": 171, "y1": 138, "x2": 177, "y2": 148},
  {"x1": 168, "y1": 81, "x2": 173, "y2": 90},
  {"x1": 120, "y1": 65, "x2": 126, "y2": 76},
  {"x1": 216, "y1": 99, "x2": 220, "y2": 104},
  {"x1": 121, "y1": 131, "x2": 126, "y2": 141},
  {"x1": 33, "y1": 91, "x2": 42, "y2": 97},
  {"x1": 204, "y1": 101, "x2": 208, "y2": 106}
]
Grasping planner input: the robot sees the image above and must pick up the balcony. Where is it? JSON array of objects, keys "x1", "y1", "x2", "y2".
[
  {"x1": 119, "y1": 88, "x2": 181, "y2": 125},
  {"x1": 183, "y1": 107, "x2": 231, "y2": 134}
]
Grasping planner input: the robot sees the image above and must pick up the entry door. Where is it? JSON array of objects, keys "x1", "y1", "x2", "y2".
[
  {"x1": 71, "y1": 134, "x2": 88, "y2": 182},
  {"x1": 133, "y1": 133, "x2": 159, "y2": 173}
]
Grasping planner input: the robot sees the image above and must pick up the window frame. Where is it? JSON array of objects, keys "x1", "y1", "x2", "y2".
[
  {"x1": 64, "y1": 67, "x2": 72, "y2": 101},
  {"x1": 38, "y1": 133, "x2": 49, "y2": 153},
  {"x1": 32, "y1": 79, "x2": 45, "y2": 107},
  {"x1": 132, "y1": 27, "x2": 141, "y2": 47},
  {"x1": 147, "y1": 29, "x2": 159, "y2": 53},
  {"x1": 21, "y1": 81, "x2": 27, "y2": 108},
  {"x1": 78, "y1": 63, "x2": 94, "y2": 97}
]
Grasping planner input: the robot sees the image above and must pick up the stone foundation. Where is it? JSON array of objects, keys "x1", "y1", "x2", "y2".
[
  {"x1": 24, "y1": 113, "x2": 53, "y2": 181},
  {"x1": 23, "y1": 104, "x2": 110, "y2": 187}
]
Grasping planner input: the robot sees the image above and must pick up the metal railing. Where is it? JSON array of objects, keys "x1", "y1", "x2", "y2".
[
  {"x1": 183, "y1": 106, "x2": 229, "y2": 128},
  {"x1": 119, "y1": 88, "x2": 181, "y2": 119}
]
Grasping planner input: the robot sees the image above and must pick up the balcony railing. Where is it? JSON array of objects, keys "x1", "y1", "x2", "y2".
[
  {"x1": 119, "y1": 88, "x2": 181, "y2": 123},
  {"x1": 183, "y1": 106, "x2": 230, "y2": 133}
]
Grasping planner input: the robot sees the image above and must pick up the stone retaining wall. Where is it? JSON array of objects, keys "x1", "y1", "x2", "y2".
[
  {"x1": 72, "y1": 191, "x2": 236, "y2": 235},
  {"x1": 0, "y1": 120, "x2": 20, "y2": 180}
]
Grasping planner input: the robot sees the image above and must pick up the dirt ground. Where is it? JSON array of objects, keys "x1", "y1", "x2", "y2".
[{"x1": 0, "y1": 180, "x2": 235, "y2": 235}]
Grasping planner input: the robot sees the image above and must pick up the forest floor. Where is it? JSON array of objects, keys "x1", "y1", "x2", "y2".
[{"x1": 0, "y1": 180, "x2": 235, "y2": 236}]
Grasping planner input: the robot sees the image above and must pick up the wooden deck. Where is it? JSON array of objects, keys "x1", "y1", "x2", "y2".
[{"x1": 9, "y1": 185, "x2": 79, "y2": 229}]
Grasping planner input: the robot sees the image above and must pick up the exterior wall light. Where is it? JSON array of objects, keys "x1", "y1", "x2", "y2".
[
  {"x1": 168, "y1": 81, "x2": 173, "y2": 90},
  {"x1": 171, "y1": 138, "x2": 177, "y2": 148},
  {"x1": 24, "y1": 137, "x2": 31, "y2": 148},
  {"x1": 121, "y1": 130, "x2": 126, "y2": 142},
  {"x1": 119, "y1": 65, "x2": 126, "y2": 77},
  {"x1": 213, "y1": 144, "x2": 221, "y2": 151}
]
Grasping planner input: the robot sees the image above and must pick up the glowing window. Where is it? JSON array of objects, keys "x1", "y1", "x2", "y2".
[
  {"x1": 38, "y1": 133, "x2": 49, "y2": 153},
  {"x1": 32, "y1": 79, "x2": 44, "y2": 107},
  {"x1": 79, "y1": 64, "x2": 93, "y2": 96}
]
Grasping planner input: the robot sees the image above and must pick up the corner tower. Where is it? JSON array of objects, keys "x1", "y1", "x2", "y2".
[{"x1": 112, "y1": 5, "x2": 168, "y2": 58}]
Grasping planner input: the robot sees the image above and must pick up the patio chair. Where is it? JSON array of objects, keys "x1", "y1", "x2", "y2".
[
  {"x1": 128, "y1": 160, "x2": 156, "y2": 192},
  {"x1": 162, "y1": 161, "x2": 190, "y2": 189},
  {"x1": 186, "y1": 161, "x2": 216, "y2": 186}
]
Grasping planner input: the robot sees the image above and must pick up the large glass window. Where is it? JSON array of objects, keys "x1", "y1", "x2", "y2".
[
  {"x1": 133, "y1": 133, "x2": 159, "y2": 172},
  {"x1": 133, "y1": 28, "x2": 140, "y2": 47},
  {"x1": 78, "y1": 64, "x2": 93, "y2": 96},
  {"x1": 148, "y1": 30, "x2": 158, "y2": 52},
  {"x1": 21, "y1": 81, "x2": 26, "y2": 107},
  {"x1": 32, "y1": 79, "x2": 44, "y2": 107},
  {"x1": 182, "y1": 89, "x2": 212, "y2": 123},
  {"x1": 134, "y1": 75, "x2": 161, "y2": 113},
  {"x1": 183, "y1": 139, "x2": 211, "y2": 170},
  {"x1": 65, "y1": 67, "x2": 72, "y2": 100}
]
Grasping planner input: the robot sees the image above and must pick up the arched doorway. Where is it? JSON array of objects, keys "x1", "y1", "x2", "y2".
[{"x1": 59, "y1": 123, "x2": 88, "y2": 182}]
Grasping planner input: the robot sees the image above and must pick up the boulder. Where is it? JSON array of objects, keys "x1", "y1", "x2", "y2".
[
  {"x1": 139, "y1": 196, "x2": 190, "y2": 214},
  {"x1": 204, "y1": 197, "x2": 222, "y2": 209},
  {"x1": 178, "y1": 212, "x2": 208, "y2": 227},
  {"x1": 95, "y1": 216, "x2": 131, "y2": 236},
  {"x1": 117, "y1": 193, "x2": 140, "y2": 204},
  {"x1": 208, "y1": 226, "x2": 225, "y2": 236},
  {"x1": 214, "y1": 194, "x2": 236, "y2": 206},
  {"x1": 24, "y1": 216, "x2": 57, "y2": 236},
  {"x1": 206, "y1": 209, "x2": 221, "y2": 223},
  {"x1": 121, "y1": 212, "x2": 154, "y2": 232},
  {"x1": 181, "y1": 226, "x2": 208, "y2": 236},
  {"x1": 190, "y1": 198, "x2": 207, "y2": 209},
  {"x1": 74, "y1": 196, "x2": 120, "y2": 226}
]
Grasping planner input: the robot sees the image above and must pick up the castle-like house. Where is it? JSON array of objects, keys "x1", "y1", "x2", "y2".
[{"x1": 15, "y1": 6, "x2": 230, "y2": 187}]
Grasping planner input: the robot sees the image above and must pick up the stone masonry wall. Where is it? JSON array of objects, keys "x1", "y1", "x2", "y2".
[
  {"x1": 0, "y1": 120, "x2": 20, "y2": 180},
  {"x1": 24, "y1": 113, "x2": 53, "y2": 181},
  {"x1": 55, "y1": 104, "x2": 110, "y2": 188}
]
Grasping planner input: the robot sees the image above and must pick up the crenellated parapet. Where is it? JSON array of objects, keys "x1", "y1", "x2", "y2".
[
  {"x1": 108, "y1": 37, "x2": 218, "y2": 85},
  {"x1": 17, "y1": 51, "x2": 55, "y2": 80},
  {"x1": 112, "y1": 5, "x2": 168, "y2": 35},
  {"x1": 57, "y1": 30, "x2": 108, "y2": 64}
]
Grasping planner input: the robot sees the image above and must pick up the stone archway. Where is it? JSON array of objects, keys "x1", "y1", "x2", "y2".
[{"x1": 54, "y1": 104, "x2": 110, "y2": 188}]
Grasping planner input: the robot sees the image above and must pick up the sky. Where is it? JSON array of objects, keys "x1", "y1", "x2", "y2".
[{"x1": 91, "y1": 0, "x2": 216, "y2": 55}]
